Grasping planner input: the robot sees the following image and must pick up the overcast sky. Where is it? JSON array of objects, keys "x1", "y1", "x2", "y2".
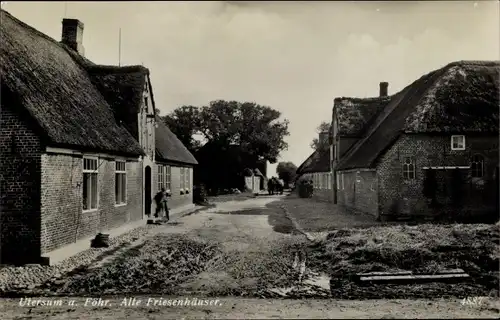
[{"x1": 2, "y1": 1, "x2": 499, "y2": 173}]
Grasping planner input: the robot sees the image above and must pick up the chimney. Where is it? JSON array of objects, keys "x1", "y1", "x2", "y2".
[
  {"x1": 379, "y1": 82, "x2": 388, "y2": 97},
  {"x1": 319, "y1": 131, "x2": 329, "y2": 146},
  {"x1": 61, "y1": 18, "x2": 85, "y2": 56}
]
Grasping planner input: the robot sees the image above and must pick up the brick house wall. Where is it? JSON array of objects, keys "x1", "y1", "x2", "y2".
[
  {"x1": 0, "y1": 106, "x2": 43, "y2": 264},
  {"x1": 40, "y1": 154, "x2": 143, "y2": 254},
  {"x1": 338, "y1": 134, "x2": 499, "y2": 219},
  {"x1": 336, "y1": 170, "x2": 378, "y2": 216},
  {"x1": 153, "y1": 163, "x2": 194, "y2": 212},
  {"x1": 377, "y1": 134, "x2": 498, "y2": 218}
]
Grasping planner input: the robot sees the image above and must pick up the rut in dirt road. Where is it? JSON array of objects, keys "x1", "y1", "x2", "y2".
[{"x1": 0, "y1": 196, "x2": 314, "y2": 298}]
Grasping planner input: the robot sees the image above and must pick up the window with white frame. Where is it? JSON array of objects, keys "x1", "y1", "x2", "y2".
[
  {"x1": 471, "y1": 154, "x2": 484, "y2": 178},
  {"x1": 180, "y1": 167, "x2": 185, "y2": 192},
  {"x1": 341, "y1": 173, "x2": 345, "y2": 190},
  {"x1": 402, "y1": 157, "x2": 416, "y2": 180},
  {"x1": 83, "y1": 158, "x2": 98, "y2": 211},
  {"x1": 451, "y1": 135, "x2": 465, "y2": 150},
  {"x1": 115, "y1": 161, "x2": 126, "y2": 205},
  {"x1": 165, "y1": 165, "x2": 171, "y2": 191},
  {"x1": 336, "y1": 172, "x2": 340, "y2": 190},
  {"x1": 157, "y1": 165, "x2": 164, "y2": 191},
  {"x1": 184, "y1": 167, "x2": 190, "y2": 192}
]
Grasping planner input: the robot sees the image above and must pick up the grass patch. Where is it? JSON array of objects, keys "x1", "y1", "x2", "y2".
[{"x1": 267, "y1": 195, "x2": 380, "y2": 232}]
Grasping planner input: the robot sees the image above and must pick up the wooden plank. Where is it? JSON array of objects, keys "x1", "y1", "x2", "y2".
[
  {"x1": 437, "y1": 268, "x2": 465, "y2": 274},
  {"x1": 359, "y1": 273, "x2": 470, "y2": 285},
  {"x1": 357, "y1": 271, "x2": 413, "y2": 277}
]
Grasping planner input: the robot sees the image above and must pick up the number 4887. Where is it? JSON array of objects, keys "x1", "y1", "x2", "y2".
[{"x1": 461, "y1": 297, "x2": 485, "y2": 306}]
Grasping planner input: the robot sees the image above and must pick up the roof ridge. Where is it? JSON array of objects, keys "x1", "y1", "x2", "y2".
[
  {"x1": 446, "y1": 60, "x2": 500, "y2": 67},
  {"x1": 87, "y1": 64, "x2": 150, "y2": 75},
  {"x1": 1, "y1": 10, "x2": 65, "y2": 51},
  {"x1": 334, "y1": 96, "x2": 392, "y2": 102}
]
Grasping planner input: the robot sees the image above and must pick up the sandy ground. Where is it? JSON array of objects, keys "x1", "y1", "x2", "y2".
[{"x1": 1, "y1": 195, "x2": 498, "y2": 319}]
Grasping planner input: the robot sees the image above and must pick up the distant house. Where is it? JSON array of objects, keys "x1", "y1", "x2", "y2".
[
  {"x1": 334, "y1": 61, "x2": 499, "y2": 221},
  {"x1": 0, "y1": 10, "x2": 197, "y2": 265},
  {"x1": 296, "y1": 131, "x2": 333, "y2": 202},
  {"x1": 155, "y1": 117, "x2": 198, "y2": 211}
]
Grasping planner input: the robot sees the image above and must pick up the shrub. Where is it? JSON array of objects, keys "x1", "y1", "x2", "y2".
[{"x1": 297, "y1": 180, "x2": 314, "y2": 198}]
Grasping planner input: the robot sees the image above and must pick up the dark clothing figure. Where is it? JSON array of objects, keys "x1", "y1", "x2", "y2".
[
  {"x1": 267, "y1": 178, "x2": 275, "y2": 195},
  {"x1": 154, "y1": 188, "x2": 169, "y2": 220},
  {"x1": 276, "y1": 179, "x2": 284, "y2": 195}
]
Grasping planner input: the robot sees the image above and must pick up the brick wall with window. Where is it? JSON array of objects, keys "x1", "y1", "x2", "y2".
[
  {"x1": 376, "y1": 134, "x2": 498, "y2": 219},
  {"x1": 154, "y1": 162, "x2": 193, "y2": 212},
  {"x1": 40, "y1": 155, "x2": 143, "y2": 254},
  {"x1": 0, "y1": 105, "x2": 43, "y2": 264},
  {"x1": 337, "y1": 134, "x2": 498, "y2": 219}
]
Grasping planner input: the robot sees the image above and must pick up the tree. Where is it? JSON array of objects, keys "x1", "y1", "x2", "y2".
[
  {"x1": 276, "y1": 161, "x2": 297, "y2": 188},
  {"x1": 162, "y1": 100, "x2": 290, "y2": 192},
  {"x1": 310, "y1": 121, "x2": 331, "y2": 150},
  {"x1": 162, "y1": 105, "x2": 203, "y2": 153},
  {"x1": 164, "y1": 100, "x2": 289, "y2": 164}
]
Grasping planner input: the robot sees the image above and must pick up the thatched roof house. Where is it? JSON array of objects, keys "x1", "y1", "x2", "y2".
[
  {"x1": 333, "y1": 60, "x2": 499, "y2": 220},
  {"x1": 296, "y1": 147, "x2": 330, "y2": 176},
  {"x1": 155, "y1": 116, "x2": 198, "y2": 165},
  {"x1": 337, "y1": 60, "x2": 500, "y2": 171},
  {"x1": 0, "y1": 10, "x2": 202, "y2": 266},
  {"x1": 253, "y1": 168, "x2": 264, "y2": 177},
  {"x1": 0, "y1": 9, "x2": 147, "y2": 156}
]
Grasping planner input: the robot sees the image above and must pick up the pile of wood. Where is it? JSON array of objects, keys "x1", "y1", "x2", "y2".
[{"x1": 355, "y1": 269, "x2": 470, "y2": 285}]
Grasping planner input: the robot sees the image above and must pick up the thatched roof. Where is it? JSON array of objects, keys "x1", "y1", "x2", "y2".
[
  {"x1": 296, "y1": 147, "x2": 330, "y2": 175},
  {"x1": 337, "y1": 60, "x2": 500, "y2": 171},
  {"x1": 155, "y1": 116, "x2": 198, "y2": 165},
  {"x1": 253, "y1": 168, "x2": 264, "y2": 176},
  {"x1": 0, "y1": 10, "x2": 144, "y2": 155},
  {"x1": 333, "y1": 96, "x2": 391, "y2": 137},
  {"x1": 88, "y1": 65, "x2": 151, "y2": 140}
]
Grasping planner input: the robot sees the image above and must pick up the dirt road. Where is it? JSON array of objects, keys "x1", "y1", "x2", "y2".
[{"x1": 1, "y1": 195, "x2": 498, "y2": 319}]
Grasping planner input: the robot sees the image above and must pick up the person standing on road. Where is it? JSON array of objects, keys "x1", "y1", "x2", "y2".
[{"x1": 154, "y1": 188, "x2": 169, "y2": 221}]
